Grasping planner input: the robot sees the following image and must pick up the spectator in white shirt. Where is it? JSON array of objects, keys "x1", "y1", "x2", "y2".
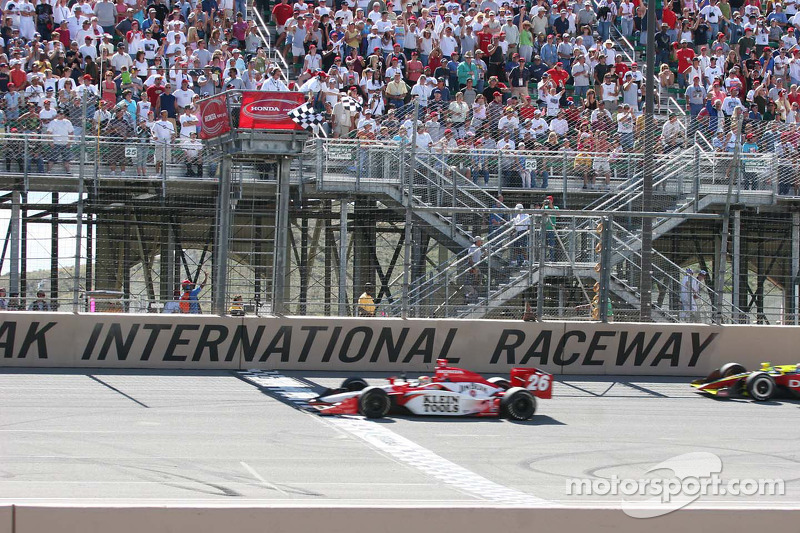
[
  {"x1": 262, "y1": 69, "x2": 290, "y2": 91},
  {"x1": 173, "y1": 79, "x2": 196, "y2": 108},
  {"x1": 46, "y1": 111, "x2": 75, "y2": 173}
]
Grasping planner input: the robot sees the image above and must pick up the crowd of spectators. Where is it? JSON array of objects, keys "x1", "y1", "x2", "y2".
[
  {"x1": 0, "y1": 0, "x2": 285, "y2": 176},
  {"x1": 0, "y1": 0, "x2": 798, "y2": 185},
  {"x1": 268, "y1": 0, "x2": 800, "y2": 190}
]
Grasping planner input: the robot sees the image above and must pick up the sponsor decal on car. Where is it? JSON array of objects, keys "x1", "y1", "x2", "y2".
[{"x1": 422, "y1": 394, "x2": 460, "y2": 413}]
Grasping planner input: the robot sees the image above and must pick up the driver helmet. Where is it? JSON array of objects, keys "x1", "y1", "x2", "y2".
[{"x1": 418, "y1": 376, "x2": 432, "y2": 385}]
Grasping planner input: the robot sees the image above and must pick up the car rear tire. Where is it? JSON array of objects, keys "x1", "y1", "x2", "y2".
[
  {"x1": 720, "y1": 363, "x2": 747, "y2": 378},
  {"x1": 341, "y1": 377, "x2": 368, "y2": 392},
  {"x1": 746, "y1": 372, "x2": 775, "y2": 401},
  {"x1": 488, "y1": 377, "x2": 511, "y2": 389},
  {"x1": 500, "y1": 387, "x2": 537, "y2": 420},
  {"x1": 358, "y1": 387, "x2": 391, "y2": 418}
]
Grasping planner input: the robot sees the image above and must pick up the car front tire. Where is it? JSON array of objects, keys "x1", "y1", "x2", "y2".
[
  {"x1": 358, "y1": 386, "x2": 391, "y2": 418},
  {"x1": 746, "y1": 372, "x2": 776, "y2": 401}
]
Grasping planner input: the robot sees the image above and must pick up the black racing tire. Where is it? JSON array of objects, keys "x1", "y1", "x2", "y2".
[
  {"x1": 341, "y1": 377, "x2": 368, "y2": 392},
  {"x1": 488, "y1": 377, "x2": 512, "y2": 389},
  {"x1": 746, "y1": 372, "x2": 776, "y2": 401},
  {"x1": 358, "y1": 386, "x2": 392, "y2": 418},
  {"x1": 720, "y1": 363, "x2": 747, "y2": 378},
  {"x1": 500, "y1": 387, "x2": 537, "y2": 421}
]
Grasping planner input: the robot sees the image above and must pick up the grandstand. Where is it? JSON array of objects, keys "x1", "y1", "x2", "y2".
[{"x1": 0, "y1": 0, "x2": 797, "y2": 323}]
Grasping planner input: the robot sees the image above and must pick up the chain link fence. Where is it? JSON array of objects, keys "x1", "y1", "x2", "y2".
[{"x1": 0, "y1": 117, "x2": 797, "y2": 323}]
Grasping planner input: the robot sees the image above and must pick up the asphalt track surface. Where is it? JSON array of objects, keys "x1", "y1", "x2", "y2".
[{"x1": 1, "y1": 369, "x2": 798, "y2": 508}]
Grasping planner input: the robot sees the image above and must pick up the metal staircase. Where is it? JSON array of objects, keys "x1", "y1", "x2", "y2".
[
  {"x1": 311, "y1": 139, "x2": 506, "y2": 252},
  {"x1": 424, "y1": 145, "x2": 750, "y2": 321}
]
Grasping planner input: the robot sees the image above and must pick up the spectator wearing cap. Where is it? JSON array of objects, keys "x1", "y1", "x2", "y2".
[
  {"x1": 152, "y1": 109, "x2": 176, "y2": 175},
  {"x1": 146, "y1": 76, "x2": 166, "y2": 111},
  {"x1": 685, "y1": 76, "x2": 708, "y2": 120},
  {"x1": 537, "y1": 35, "x2": 556, "y2": 70},
  {"x1": 654, "y1": 24, "x2": 672, "y2": 67},
  {"x1": 486, "y1": 33, "x2": 507, "y2": 82},
  {"x1": 508, "y1": 53, "x2": 530, "y2": 99},
  {"x1": 433, "y1": 76, "x2": 451, "y2": 102},
  {"x1": 782, "y1": 27, "x2": 798, "y2": 49},
  {"x1": 485, "y1": 88, "x2": 505, "y2": 134},
  {"x1": 110, "y1": 44, "x2": 133, "y2": 74},
  {"x1": 571, "y1": 54, "x2": 590, "y2": 101},
  {"x1": 38, "y1": 98, "x2": 57, "y2": 124},
  {"x1": 76, "y1": 73, "x2": 100, "y2": 100},
  {"x1": 9, "y1": 61, "x2": 27, "y2": 90},
  {"x1": 114, "y1": 8, "x2": 135, "y2": 39},
  {"x1": 555, "y1": 33, "x2": 574, "y2": 71},
  {"x1": 662, "y1": 113, "x2": 686, "y2": 152},
  {"x1": 385, "y1": 71, "x2": 409, "y2": 109},
  {"x1": 546, "y1": 61, "x2": 569, "y2": 97},
  {"x1": 773, "y1": 47, "x2": 791, "y2": 83},
  {"x1": 457, "y1": 52, "x2": 479, "y2": 90},
  {"x1": 501, "y1": 16, "x2": 519, "y2": 57},
  {"x1": 700, "y1": 0, "x2": 724, "y2": 38}
]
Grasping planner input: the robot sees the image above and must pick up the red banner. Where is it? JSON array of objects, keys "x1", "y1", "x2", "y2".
[
  {"x1": 197, "y1": 94, "x2": 231, "y2": 140},
  {"x1": 238, "y1": 91, "x2": 306, "y2": 131}
]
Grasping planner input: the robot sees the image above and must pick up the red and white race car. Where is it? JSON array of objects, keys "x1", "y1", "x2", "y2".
[{"x1": 308, "y1": 359, "x2": 552, "y2": 420}]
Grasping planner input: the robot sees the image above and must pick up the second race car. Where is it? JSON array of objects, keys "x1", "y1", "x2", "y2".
[
  {"x1": 308, "y1": 359, "x2": 553, "y2": 420},
  {"x1": 691, "y1": 361, "x2": 800, "y2": 401}
]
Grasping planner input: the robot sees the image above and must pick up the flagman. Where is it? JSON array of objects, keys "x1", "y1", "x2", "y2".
[{"x1": 262, "y1": 68, "x2": 290, "y2": 91}]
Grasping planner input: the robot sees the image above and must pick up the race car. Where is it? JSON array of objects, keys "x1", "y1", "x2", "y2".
[
  {"x1": 691, "y1": 362, "x2": 800, "y2": 401},
  {"x1": 308, "y1": 359, "x2": 552, "y2": 420}
]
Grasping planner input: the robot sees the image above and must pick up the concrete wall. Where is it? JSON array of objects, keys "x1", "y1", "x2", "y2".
[
  {"x1": 3, "y1": 505, "x2": 799, "y2": 533},
  {"x1": 0, "y1": 313, "x2": 797, "y2": 376}
]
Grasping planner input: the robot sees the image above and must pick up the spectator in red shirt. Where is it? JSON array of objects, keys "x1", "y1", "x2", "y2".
[
  {"x1": 518, "y1": 96, "x2": 537, "y2": 119},
  {"x1": 613, "y1": 56, "x2": 629, "y2": 82},
  {"x1": 476, "y1": 24, "x2": 493, "y2": 54},
  {"x1": 146, "y1": 76, "x2": 166, "y2": 108},
  {"x1": 9, "y1": 62, "x2": 28, "y2": 90},
  {"x1": 546, "y1": 62, "x2": 569, "y2": 89},
  {"x1": 675, "y1": 40, "x2": 695, "y2": 88},
  {"x1": 272, "y1": 0, "x2": 293, "y2": 36}
]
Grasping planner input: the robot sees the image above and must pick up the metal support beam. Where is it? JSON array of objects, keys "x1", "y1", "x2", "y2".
[
  {"x1": 271, "y1": 157, "x2": 291, "y2": 315},
  {"x1": 9, "y1": 191, "x2": 20, "y2": 296},
  {"x1": 20, "y1": 194, "x2": 27, "y2": 302},
  {"x1": 338, "y1": 199, "x2": 348, "y2": 316},
  {"x1": 213, "y1": 155, "x2": 232, "y2": 315},
  {"x1": 732, "y1": 209, "x2": 741, "y2": 323},
  {"x1": 323, "y1": 200, "x2": 332, "y2": 316},
  {"x1": 50, "y1": 192, "x2": 59, "y2": 306},
  {"x1": 73, "y1": 93, "x2": 87, "y2": 312},
  {"x1": 640, "y1": 0, "x2": 657, "y2": 322},
  {"x1": 254, "y1": 215, "x2": 263, "y2": 304},
  {"x1": 537, "y1": 215, "x2": 546, "y2": 319},
  {"x1": 300, "y1": 198, "x2": 309, "y2": 315},
  {"x1": 792, "y1": 212, "x2": 799, "y2": 325},
  {"x1": 599, "y1": 216, "x2": 613, "y2": 323}
]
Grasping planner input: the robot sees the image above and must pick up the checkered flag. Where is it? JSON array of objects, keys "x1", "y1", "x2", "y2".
[
  {"x1": 288, "y1": 102, "x2": 325, "y2": 131},
  {"x1": 340, "y1": 95, "x2": 362, "y2": 114}
]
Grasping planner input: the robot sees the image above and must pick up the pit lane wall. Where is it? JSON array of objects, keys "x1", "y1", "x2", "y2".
[
  {"x1": 1, "y1": 505, "x2": 799, "y2": 533},
  {"x1": 0, "y1": 313, "x2": 796, "y2": 376}
]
